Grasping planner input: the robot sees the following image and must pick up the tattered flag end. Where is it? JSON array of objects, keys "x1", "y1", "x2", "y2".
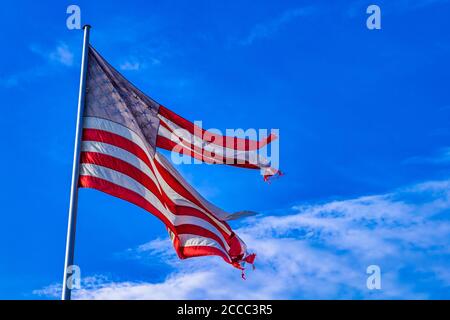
[
  {"x1": 263, "y1": 170, "x2": 283, "y2": 182},
  {"x1": 239, "y1": 253, "x2": 257, "y2": 280}
]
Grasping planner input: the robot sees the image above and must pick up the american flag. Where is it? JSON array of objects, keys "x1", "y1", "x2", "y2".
[{"x1": 78, "y1": 46, "x2": 278, "y2": 270}]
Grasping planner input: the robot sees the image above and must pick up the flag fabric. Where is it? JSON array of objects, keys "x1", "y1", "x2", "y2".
[{"x1": 78, "y1": 46, "x2": 275, "y2": 270}]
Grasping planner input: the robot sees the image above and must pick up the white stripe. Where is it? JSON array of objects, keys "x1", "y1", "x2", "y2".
[
  {"x1": 158, "y1": 115, "x2": 269, "y2": 166},
  {"x1": 178, "y1": 234, "x2": 231, "y2": 261},
  {"x1": 81, "y1": 140, "x2": 161, "y2": 193},
  {"x1": 157, "y1": 124, "x2": 216, "y2": 163},
  {"x1": 83, "y1": 116, "x2": 153, "y2": 157},
  {"x1": 80, "y1": 163, "x2": 230, "y2": 251}
]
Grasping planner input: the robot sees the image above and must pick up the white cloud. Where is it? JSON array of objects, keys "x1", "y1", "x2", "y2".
[
  {"x1": 240, "y1": 7, "x2": 317, "y2": 46},
  {"x1": 31, "y1": 42, "x2": 74, "y2": 67},
  {"x1": 120, "y1": 61, "x2": 141, "y2": 71},
  {"x1": 49, "y1": 43, "x2": 74, "y2": 66},
  {"x1": 403, "y1": 147, "x2": 450, "y2": 165},
  {"x1": 35, "y1": 178, "x2": 450, "y2": 299},
  {"x1": 0, "y1": 64, "x2": 49, "y2": 88},
  {"x1": 119, "y1": 56, "x2": 160, "y2": 71},
  {"x1": 1, "y1": 42, "x2": 74, "y2": 87}
]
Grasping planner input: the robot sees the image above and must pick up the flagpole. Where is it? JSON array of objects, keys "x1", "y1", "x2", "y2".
[{"x1": 62, "y1": 24, "x2": 91, "y2": 301}]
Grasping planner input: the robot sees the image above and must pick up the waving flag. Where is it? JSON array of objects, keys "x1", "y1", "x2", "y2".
[{"x1": 78, "y1": 46, "x2": 276, "y2": 269}]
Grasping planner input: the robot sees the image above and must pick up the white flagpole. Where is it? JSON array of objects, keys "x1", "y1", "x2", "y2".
[{"x1": 62, "y1": 24, "x2": 91, "y2": 301}]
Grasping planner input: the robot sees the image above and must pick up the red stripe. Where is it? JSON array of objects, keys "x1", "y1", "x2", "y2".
[
  {"x1": 158, "y1": 105, "x2": 276, "y2": 151},
  {"x1": 156, "y1": 135, "x2": 219, "y2": 164},
  {"x1": 80, "y1": 151, "x2": 165, "y2": 201},
  {"x1": 83, "y1": 128, "x2": 154, "y2": 172},
  {"x1": 156, "y1": 136, "x2": 260, "y2": 169},
  {"x1": 178, "y1": 245, "x2": 232, "y2": 264},
  {"x1": 159, "y1": 118, "x2": 258, "y2": 166},
  {"x1": 176, "y1": 225, "x2": 229, "y2": 253},
  {"x1": 79, "y1": 175, "x2": 173, "y2": 232},
  {"x1": 159, "y1": 119, "x2": 210, "y2": 158},
  {"x1": 158, "y1": 120, "x2": 277, "y2": 179},
  {"x1": 79, "y1": 175, "x2": 232, "y2": 254},
  {"x1": 173, "y1": 205, "x2": 232, "y2": 235},
  {"x1": 84, "y1": 126, "x2": 260, "y2": 170}
]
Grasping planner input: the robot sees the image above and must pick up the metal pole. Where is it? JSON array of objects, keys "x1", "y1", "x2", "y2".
[{"x1": 62, "y1": 24, "x2": 91, "y2": 301}]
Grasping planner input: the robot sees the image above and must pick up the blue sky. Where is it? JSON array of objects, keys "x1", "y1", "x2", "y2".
[{"x1": 0, "y1": 0, "x2": 449, "y2": 299}]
